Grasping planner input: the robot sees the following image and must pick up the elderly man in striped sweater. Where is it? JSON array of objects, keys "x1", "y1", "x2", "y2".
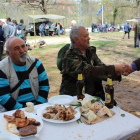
[{"x1": 0, "y1": 36, "x2": 50, "y2": 111}]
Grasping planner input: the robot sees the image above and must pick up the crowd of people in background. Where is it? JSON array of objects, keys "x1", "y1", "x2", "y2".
[
  {"x1": 91, "y1": 22, "x2": 133, "y2": 33},
  {"x1": 39, "y1": 22, "x2": 65, "y2": 37},
  {"x1": 0, "y1": 17, "x2": 27, "y2": 61}
]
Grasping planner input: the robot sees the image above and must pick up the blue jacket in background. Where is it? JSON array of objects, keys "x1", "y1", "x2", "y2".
[
  {"x1": 39, "y1": 25, "x2": 44, "y2": 32},
  {"x1": 124, "y1": 24, "x2": 131, "y2": 32}
]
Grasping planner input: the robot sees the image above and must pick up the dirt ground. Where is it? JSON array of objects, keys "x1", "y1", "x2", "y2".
[{"x1": 27, "y1": 32, "x2": 140, "y2": 140}]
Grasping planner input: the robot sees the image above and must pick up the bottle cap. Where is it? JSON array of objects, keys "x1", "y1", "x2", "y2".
[{"x1": 78, "y1": 74, "x2": 83, "y2": 80}]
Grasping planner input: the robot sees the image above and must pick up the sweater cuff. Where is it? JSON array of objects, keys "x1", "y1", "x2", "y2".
[
  {"x1": 133, "y1": 58, "x2": 140, "y2": 71},
  {"x1": 131, "y1": 62, "x2": 137, "y2": 71},
  {"x1": 106, "y1": 65, "x2": 115, "y2": 77}
]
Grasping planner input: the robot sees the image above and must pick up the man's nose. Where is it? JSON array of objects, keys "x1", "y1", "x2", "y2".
[{"x1": 19, "y1": 47, "x2": 25, "y2": 53}]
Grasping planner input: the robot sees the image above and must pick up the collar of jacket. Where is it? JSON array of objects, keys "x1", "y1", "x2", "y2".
[{"x1": 69, "y1": 43, "x2": 96, "y2": 59}]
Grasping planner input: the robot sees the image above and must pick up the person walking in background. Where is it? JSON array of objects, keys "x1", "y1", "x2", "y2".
[
  {"x1": 134, "y1": 22, "x2": 140, "y2": 48},
  {"x1": 91, "y1": 22, "x2": 94, "y2": 32},
  {"x1": 39, "y1": 24, "x2": 45, "y2": 37},
  {"x1": 123, "y1": 23, "x2": 131, "y2": 39},
  {"x1": 117, "y1": 24, "x2": 120, "y2": 32},
  {"x1": 105, "y1": 22, "x2": 108, "y2": 33},
  {"x1": 71, "y1": 20, "x2": 76, "y2": 27},
  {"x1": 45, "y1": 24, "x2": 49, "y2": 36},
  {"x1": 101, "y1": 23, "x2": 105, "y2": 32},
  {"x1": 56, "y1": 23, "x2": 60, "y2": 36},
  {"x1": 0, "y1": 20, "x2": 5, "y2": 60},
  {"x1": 49, "y1": 23, "x2": 55, "y2": 36},
  {"x1": 19, "y1": 19, "x2": 27, "y2": 42},
  {"x1": 12, "y1": 20, "x2": 22, "y2": 38},
  {"x1": 2, "y1": 22, "x2": 7, "y2": 40},
  {"x1": 5, "y1": 17, "x2": 16, "y2": 40}
]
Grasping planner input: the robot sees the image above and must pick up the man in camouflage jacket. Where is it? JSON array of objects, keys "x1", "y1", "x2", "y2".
[{"x1": 59, "y1": 26, "x2": 132, "y2": 100}]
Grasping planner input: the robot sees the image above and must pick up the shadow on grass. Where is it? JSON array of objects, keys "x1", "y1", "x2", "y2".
[{"x1": 127, "y1": 45, "x2": 135, "y2": 48}]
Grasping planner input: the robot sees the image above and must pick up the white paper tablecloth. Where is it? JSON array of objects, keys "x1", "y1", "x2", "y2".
[{"x1": 0, "y1": 94, "x2": 140, "y2": 140}]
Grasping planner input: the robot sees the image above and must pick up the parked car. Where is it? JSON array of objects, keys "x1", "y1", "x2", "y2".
[
  {"x1": 27, "y1": 20, "x2": 52, "y2": 36},
  {"x1": 65, "y1": 27, "x2": 71, "y2": 33},
  {"x1": 65, "y1": 27, "x2": 91, "y2": 33}
]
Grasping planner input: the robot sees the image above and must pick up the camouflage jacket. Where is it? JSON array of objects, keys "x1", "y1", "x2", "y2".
[{"x1": 60, "y1": 44, "x2": 121, "y2": 100}]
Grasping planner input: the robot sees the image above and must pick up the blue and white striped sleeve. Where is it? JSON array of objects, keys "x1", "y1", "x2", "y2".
[{"x1": 35, "y1": 59, "x2": 50, "y2": 103}]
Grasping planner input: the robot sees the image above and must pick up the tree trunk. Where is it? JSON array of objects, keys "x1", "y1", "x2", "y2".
[
  {"x1": 41, "y1": 0, "x2": 47, "y2": 14},
  {"x1": 137, "y1": 1, "x2": 139, "y2": 17}
]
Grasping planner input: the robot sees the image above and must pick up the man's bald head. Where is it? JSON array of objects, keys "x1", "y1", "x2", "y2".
[
  {"x1": 6, "y1": 37, "x2": 27, "y2": 65},
  {"x1": 5, "y1": 37, "x2": 25, "y2": 52}
]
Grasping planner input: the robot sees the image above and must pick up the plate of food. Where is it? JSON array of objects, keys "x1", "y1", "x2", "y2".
[
  {"x1": 0, "y1": 109, "x2": 43, "y2": 138},
  {"x1": 0, "y1": 132, "x2": 20, "y2": 140},
  {"x1": 36, "y1": 104, "x2": 81, "y2": 123},
  {"x1": 48, "y1": 95, "x2": 73, "y2": 105}
]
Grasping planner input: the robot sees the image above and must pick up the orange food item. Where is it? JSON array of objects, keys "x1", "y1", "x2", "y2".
[{"x1": 15, "y1": 118, "x2": 30, "y2": 128}]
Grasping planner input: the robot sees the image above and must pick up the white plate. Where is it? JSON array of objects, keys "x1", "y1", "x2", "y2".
[
  {"x1": 48, "y1": 95, "x2": 73, "y2": 105},
  {"x1": 0, "y1": 111, "x2": 43, "y2": 138},
  {"x1": 0, "y1": 132, "x2": 20, "y2": 140},
  {"x1": 36, "y1": 105, "x2": 81, "y2": 123}
]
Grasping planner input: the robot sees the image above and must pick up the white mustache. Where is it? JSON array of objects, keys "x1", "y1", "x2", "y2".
[{"x1": 20, "y1": 52, "x2": 27, "y2": 57}]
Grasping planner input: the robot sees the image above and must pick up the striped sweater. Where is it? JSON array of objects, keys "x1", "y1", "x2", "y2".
[{"x1": 0, "y1": 59, "x2": 50, "y2": 110}]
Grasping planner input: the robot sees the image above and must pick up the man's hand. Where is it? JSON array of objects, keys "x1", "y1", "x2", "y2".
[
  {"x1": 122, "y1": 64, "x2": 133, "y2": 76},
  {"x1": 114, "y1": 63, "x2": 133, "y2": 76}
]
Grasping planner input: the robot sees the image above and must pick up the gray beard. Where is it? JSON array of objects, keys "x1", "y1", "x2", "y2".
[{"x1": 19, "y1": 53, "x2": 27, "y2": 62}]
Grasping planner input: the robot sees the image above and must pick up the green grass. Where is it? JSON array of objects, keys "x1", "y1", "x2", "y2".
[
  {"x1": 90, "y1": 40, "x2": 118, "y2": 48},
  {"x1": 45, "y1": 66, "x2": 59, "y2": 72}
]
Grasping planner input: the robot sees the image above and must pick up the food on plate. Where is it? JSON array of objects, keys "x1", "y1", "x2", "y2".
[
  {"x1": 19, "y1": 125, "x2": 37, "y2": 136},
  {"x1": 13, "y1": 110, "x2": 25, "y2": 119},
  {"x1": 43, "y1": 104, "x2": 77, "y2": 121},
  {"x1": 4, "y1": 109, "x2": 41, "y2": 136},
  {"x1": 25, "y1": 102, "x2": 34, "y2": 112},
  {"x1": 4, "y1": 114, "x2": 15, "y2": 122},
  {"x1": 15, "y1": 118, "x2": 30, "y2": 128}
]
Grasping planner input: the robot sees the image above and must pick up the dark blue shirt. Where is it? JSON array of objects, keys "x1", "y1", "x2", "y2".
[{"x1": 0, "y1": 26, "x2": 4, "y2": 41}]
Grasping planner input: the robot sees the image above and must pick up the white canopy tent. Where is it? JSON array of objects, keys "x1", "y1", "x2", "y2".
[
  {"x1": 28, "y1": 14, "x2": 66, "y2": 21},
  {"x1": 126, "y1": 17, "x2": 140, "y2": 22},
  {"x1": 28, "y1": 14, "x2": 67, "y2": 36}
]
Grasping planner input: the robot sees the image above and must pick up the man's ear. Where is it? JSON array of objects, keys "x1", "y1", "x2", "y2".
[
  {"x1": 6, "y1": 51, "x2": 10, "y2": 56},
  {"x1": 74, "y1": 38, "x2": 78, "y2": 43}
]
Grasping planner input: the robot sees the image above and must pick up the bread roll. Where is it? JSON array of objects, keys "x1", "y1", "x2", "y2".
[
  {"x1": 84, "y1": 110, "x2": 97, "y2": 122},
  {"x1": 81, "y1": 98, "x2": 92, "y2": 109},
  {"x1": 97, "y1": 106, "x2": 112, "y2": 117},
  {"x1": 25, "y1": 102, "x2": 34, "y2": 112}
]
